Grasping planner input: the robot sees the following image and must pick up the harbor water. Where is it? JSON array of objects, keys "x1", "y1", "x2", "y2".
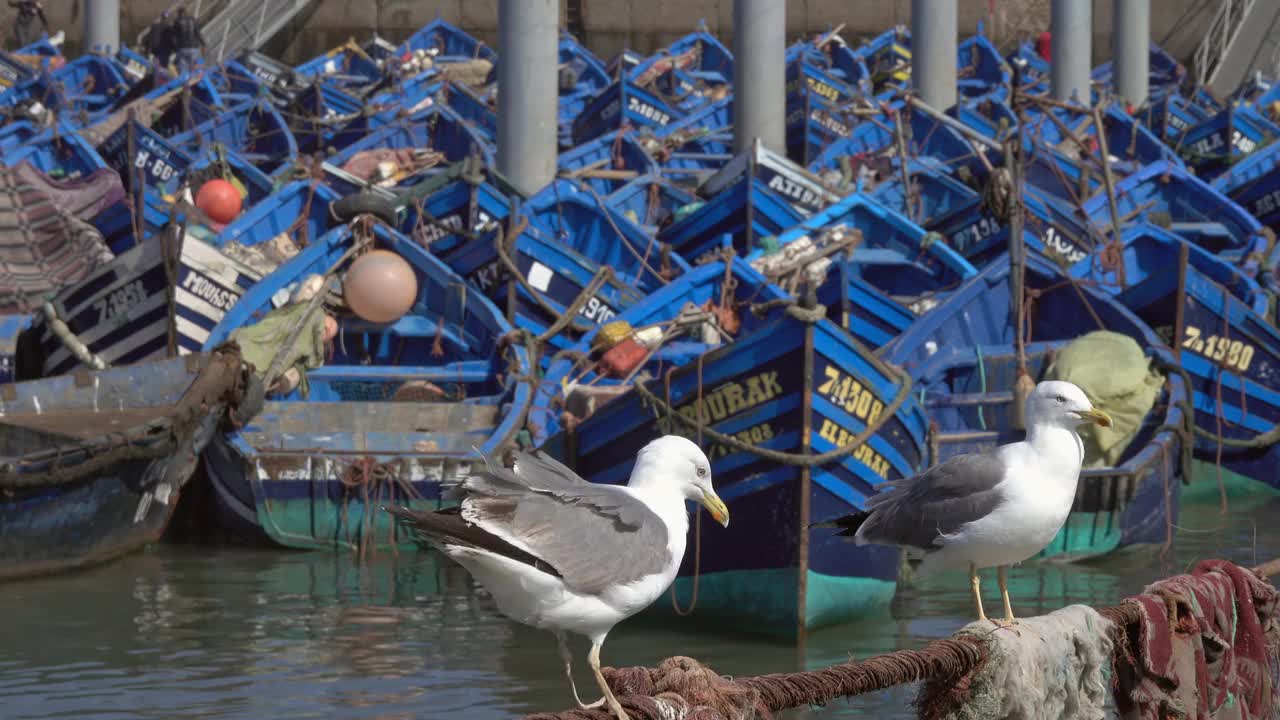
[{"x1": 1, "y1": 491, "x2": 1276, "y2": 719}]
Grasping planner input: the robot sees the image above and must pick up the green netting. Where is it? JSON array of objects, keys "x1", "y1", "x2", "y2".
[{"x1": 1045, "y1": 330, "x2": 1164, "y2": 468}]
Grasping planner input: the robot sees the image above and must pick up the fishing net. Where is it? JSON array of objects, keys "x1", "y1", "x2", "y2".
[{"x1": 1044, "y1": 330, "x2": 1164, "y2": 468}]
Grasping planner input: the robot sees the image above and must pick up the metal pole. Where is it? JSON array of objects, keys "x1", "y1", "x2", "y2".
[
  {"x1": 1113, "y1": 0, "x2": 1149, "y2": 106},
  {"x1": 1050, "y1": 0, "x2": 1091, "y2": 104},
  {"x1": 84, "y1": 0, "x2": 121, "y2": 56},
  {"x1": 733, "y1": 0, "x2": 786, "y2": 154},
  {"x1": 911, "y1": 0, "x2": 957, "y2": 111},
  {"x1": 498, "y1": 0, "x2": 559, "y2": 196}
]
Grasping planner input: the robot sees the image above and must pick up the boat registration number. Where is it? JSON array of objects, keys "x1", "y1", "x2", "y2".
[
  {"x1": 816, "y1": 366, "x2": 885, "y2": 426},
  {"x1": 1253, "y1": 189, "x2": 1280, "y2": 218},
  {"x1": 93, "y1": 280, "x2": 147, "y2": 325},
  {"x1": 626, "y1": 96, "x2": 671, "y2": 125},
  {"x1": 1182, "y1": 324, "x2": 1256, "y2": 373}
]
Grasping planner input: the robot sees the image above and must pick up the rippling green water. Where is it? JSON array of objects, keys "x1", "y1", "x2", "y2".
[{"x1": 1, "y1": 494, "x2": 1277, "y2": 719}]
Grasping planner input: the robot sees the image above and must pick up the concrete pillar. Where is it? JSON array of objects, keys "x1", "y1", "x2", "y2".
[
  {"x1": 498, "y1": 0, "x2": 559, "y2": 196},
  {"x1": 84, "y1": 0, "x2": 120, "y2": 56},
  {"x1": 1051, "y1": 0, "x2": 1092, "y2": 104},
  {"x1": 1113, "y1": 0, "x2": 1150, "y2": 106},
  {"x1": 732, "y1": 0, "x2": 786, "y2": 154},
  {"x1": 911, "y1": 0, "x2": 957, "y2": 111}
]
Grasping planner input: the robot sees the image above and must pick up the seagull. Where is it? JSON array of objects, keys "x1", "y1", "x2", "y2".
[
  {"x1": 815, "y1": 380, "x2": 1112, "y2": 625},
  {"x1": 386, "y1": 435, "x2": 729, "y2": 720}
]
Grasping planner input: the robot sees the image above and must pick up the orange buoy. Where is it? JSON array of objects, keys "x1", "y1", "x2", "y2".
[
  {"x1": 343, "y1": 250, "x2": 418, "y2": 324},
  {"x1": 196, "y1": 179, "x2": 243, "y2": 225}
]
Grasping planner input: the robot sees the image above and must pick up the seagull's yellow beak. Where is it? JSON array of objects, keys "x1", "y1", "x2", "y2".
[
  {"x1": 701, "y1": 489, "x2": 730, "y2": 528},
  {"x1": 1078, "y1": 408, "x2": 1112, "y2": 427}
]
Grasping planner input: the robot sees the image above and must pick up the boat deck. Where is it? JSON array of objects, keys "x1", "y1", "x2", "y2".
[{"x1": 241, "y1": 401, "x2": 501, "y2": 454}]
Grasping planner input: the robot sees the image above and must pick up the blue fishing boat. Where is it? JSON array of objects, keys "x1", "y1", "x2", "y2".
[
  {"x1": 286, "y1": 80, "x2": 367, "y2": 155},
  {"x1": 397, "y1": 17, "x2": 498, "y2": 64},
  {"x1": 604, "y1": 174, "x2": 698, "y2": 232},
  {"x1": 557, "y1": 129, "x2": 658, "y2": 197},
  {"x1": 784, "y1": 50, "x2": 860, "y2": 165},
  {"x1": 809, "y1": 103, "x2": 986, "y2": 183},
  {"x1": 627, "y1": 27, "x2": 732, "y2": 113},
  {"x1": 1176, "y1": 102, "x2": 1280, "y2": 181},
  {"x1": 4, "y1": 120, "x2": 109, "y2": 180},
  {"x1": 294, "y1": 39, "x2": 388, "y2": 93},
  {"x1": 572, "y1": 79, "x2": 681, "y2": 145},
  {"x1": 0, "y1": 53, "x2": 134, "y2": 122},
  {"x1": 437, "y1": 79, "x2": 495, "y2": 143},
  {"x1": 647, "y1": 96, "x2": 733, "y2": 181},
  {"x1": 1079, "y1": 159, "x2": 1265, "y2": 254},
  {"x1": 884, "y1": 252, "x2": 1188, "y2": 560},
  {"x1": 849, "y1": 26, "x2": 911, "y2": 96},
  {"x1": 1213, "y1": 135, "x2": 1280, "y2": 232},
  {"x1": 200, "y1": 220, "x2": 532, "y2": 550},
  {"x1": 324, "y1": 105, "x2": 493, "y2": 196},
  {"x1": 536, "y1": 257, "x2": 929, "y2": 637},
  {"x1": 510, "y1": 179, "x2": 692, "y2": 360},
  {"x1": 555, "y1": 33, "x2": 610, "y2": 147},
  {"x1": 0, "y1": 346, "x2": 258, "y2": 581},
  {"x1": 1091, "y1": 41, "x2": 1187, "y2": 102},
  {"x1": 766, "y1": 191, "x2": 978, "y2": 304},
  {"x1": 170, "y1": 97, "x2": 297, "y2": 176}
]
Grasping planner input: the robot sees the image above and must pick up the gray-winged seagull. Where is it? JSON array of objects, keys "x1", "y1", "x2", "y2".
[
  {"x1": 816, "y1": 380, "x2": 1112, "y2": 624},
  {"x1": 386, "y1": 435, "x2": 729, "y2": 720}
]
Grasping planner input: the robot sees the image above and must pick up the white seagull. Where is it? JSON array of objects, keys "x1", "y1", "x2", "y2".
[
  {"x1": 387, "y1": 435, "x2": 729, "y2": 720},
  {"x1": 817, "y1": 380, "x2": 1112, "y2": 624}
]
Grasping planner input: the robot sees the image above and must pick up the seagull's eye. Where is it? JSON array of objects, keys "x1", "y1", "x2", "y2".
[
  {"x1": 1054, "y1": 395, "x2": 1067, "y2": 404},
  {"x1": 696, "y1": 466, "x2": 707, "y2": 477}
]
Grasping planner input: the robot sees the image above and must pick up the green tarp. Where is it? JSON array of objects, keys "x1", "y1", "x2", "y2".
[
  {"x1": 230, "y1": 301, "x2": 326, "y2": 397},
  {"x1": 1045, "y1": 330, "x2": 1164, "y2": 468}
]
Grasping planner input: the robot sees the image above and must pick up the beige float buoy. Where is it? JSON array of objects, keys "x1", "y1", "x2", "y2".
[{"x1": 343, "y1": 249, "x2": 418, "y2": 324}]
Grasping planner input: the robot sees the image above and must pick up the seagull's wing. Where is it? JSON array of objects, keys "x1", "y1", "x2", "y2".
[
  {"x1": 431, "y1": 449, "x2": 673, "y2": 595},
  {"x1": 854, "y1": 451, "x2": 1008, "y2": 551}
]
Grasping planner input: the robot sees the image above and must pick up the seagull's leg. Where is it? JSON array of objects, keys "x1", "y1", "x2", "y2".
[
  {"x1": 557, "y1": 631, "x2": 605, "y2": 710},
  {"x1": 996, "y1": 565, "x2": 1018, "y2": 626},
  {"x1": 588, "y1": 641, "x2": 630, "y2": 720},
  {"x1": 969, "y1": 563, "x2": 989, "y2": 622}
]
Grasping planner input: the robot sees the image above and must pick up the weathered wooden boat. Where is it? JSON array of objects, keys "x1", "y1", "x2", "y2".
[
  {"x1": 884, "y1": 252, "x2": 1188, "y2": 560},
  {"x1": 1138, "y1": 88, "x2": 1221, "y2": 144},
  {"x1": 436, "y1": 78, "x2": 496, "y2": 143},
  {"x1": 646, "y1": 96, "x2": 733, "y2": 181},
  {"x1": 3, "y1": 119, "x2": 110, "y2": 180},
  {"x1": 626, "y1": 27, "x2": 732, "y2": 114},
  {"x1": 784, "y1": 52, "x2": 860, "y2": 166},
  {"x1": 0, "y1": 345, "x2": 259, "y2": 581},
  {"x1": 536, "y1": 257, "x2": 930, "y2": 637},
  {"x1": 293, "y1": 38, "x2": 392, "y2": 92},
  {"x1": 200, "y1": 220, "x2": 532, "y2": 550},
  {"x1": 848, "y1": 26, "x2": 911, "y2": 97},
  {"x1": 809, "y1": 102, "x2": 987, "y2": 184}
]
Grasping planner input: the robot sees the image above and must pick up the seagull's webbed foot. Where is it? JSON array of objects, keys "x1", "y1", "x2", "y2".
[
  {"x1": 992, "y1": 566, "x2": 1022, "y2": 634},
  {"x1": 588, "y1": 641, "x2": 630, "y2": 720},
  {"x1": 556, "y1": 632, "x2": 605, "y2": 710}
]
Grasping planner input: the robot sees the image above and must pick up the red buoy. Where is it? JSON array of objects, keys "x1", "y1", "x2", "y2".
[
  {"x1": 195, "y1": 179, "x2": 243, "y2": 225},
  {"x1": 1037, "y1": 31, "x2": 1052, "y2": 61}
]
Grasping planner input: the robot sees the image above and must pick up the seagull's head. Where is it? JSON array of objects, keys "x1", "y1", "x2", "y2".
[
  {"x1": 635, "y1": 435, "x2": 730, "y2": 528},
  {"x1": 1028, "y1": 380, "x2": 1112, "y2": 429}
]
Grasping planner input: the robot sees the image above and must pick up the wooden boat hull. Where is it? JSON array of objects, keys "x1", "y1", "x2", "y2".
[
  {"x1": 540, "y1": 262, "x2": 929, "y2": 637},
  {"x1": 0, "y1": 348, "x2": 254, "y2": 581}
]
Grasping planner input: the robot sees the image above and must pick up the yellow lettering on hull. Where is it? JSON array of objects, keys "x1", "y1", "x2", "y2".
[
  {"x1": 816, "y1": 419, "x2": 891, "y2": 479},
  {"x1": 654, "y1": 370, "x2": 787, "y2": 436}
]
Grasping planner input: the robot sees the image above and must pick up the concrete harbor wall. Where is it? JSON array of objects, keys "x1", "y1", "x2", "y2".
[{"x1": 33, "y1": 0, "x2": 1218, "y2": 67}]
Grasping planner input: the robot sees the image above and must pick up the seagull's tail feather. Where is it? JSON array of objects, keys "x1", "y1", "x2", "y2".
[
  {"x1": 810, "y1": 511, "x2": 872, "y2": 543},
  {"x1": 383, "y1": 505, "x2": 563, "y2": 580}
]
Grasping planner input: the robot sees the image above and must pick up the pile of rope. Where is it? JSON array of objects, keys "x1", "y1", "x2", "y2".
[{"x1": 524, "y1": 560, "x2": 1280, "y2": 720}]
